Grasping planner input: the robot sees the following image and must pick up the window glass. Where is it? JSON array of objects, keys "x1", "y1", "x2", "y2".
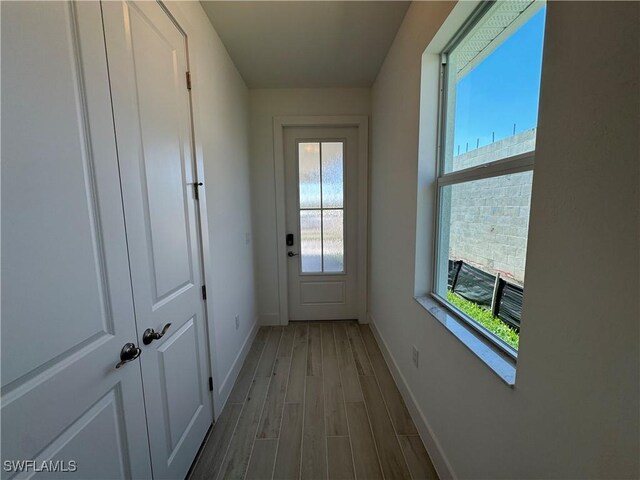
[
  {"x1": 434, "y1": 1, "x2": 546, "y2": 353},
  {"x1": 321, "y1": 142, "x2": 344, "y2": 208},
  {"x1": 322, "y1": 209, "x2": 344, "y2": 272},
  {"x1": 299, "y1": 143, "x2": 321, "y2": 208},
  {"x1": 300, "y1": 209, "x2": 322, "y2": 273},
  {"x1": 435, "y1": 171, "x2": 533, "y2": 294},
  {"x1": 443, "y1": 3, "x2": 546, "y2": 174},
  {"x1": 298, "y1": 142, "x2": 345, "y2": 273}
]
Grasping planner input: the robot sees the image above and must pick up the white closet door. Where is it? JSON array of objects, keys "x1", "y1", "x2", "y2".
[
  {"x1": 1, "y1": 2, "x2": 152, "y2": 479},
  {"x1": 102, "y1": 2, "x2": 213, "y2": 478}
]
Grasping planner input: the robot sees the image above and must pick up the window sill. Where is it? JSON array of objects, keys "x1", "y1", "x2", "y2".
[{"x1": 414, "y1": 295, "x2": 517, "y2": 386}]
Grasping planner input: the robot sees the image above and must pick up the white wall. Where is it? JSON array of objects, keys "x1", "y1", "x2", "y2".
[
  {"x1": 249, "y1": 88, "x2": 371, "y2": 324},
  {"x1": 168, "y1": 2, "x2": 256, "y2": 417},
  {"x1": 370, "y1": 1, "x2": 639, "y2": 479}
]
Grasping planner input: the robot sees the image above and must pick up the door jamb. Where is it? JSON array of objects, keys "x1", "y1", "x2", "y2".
[
  {"x1": 273, "y1": 115, "x2": 369, "y2": 326},
  {"x1": 160, "y1": 1, "x2": 218, "y2": 419}
]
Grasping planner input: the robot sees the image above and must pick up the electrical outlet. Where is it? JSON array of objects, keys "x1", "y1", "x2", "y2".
[
  {"x1": 412, "y1": 345, "x2": 419, "y2": 368},
  {"x1": 235, "y1": 315, "x2": 240, "y2": 330}
]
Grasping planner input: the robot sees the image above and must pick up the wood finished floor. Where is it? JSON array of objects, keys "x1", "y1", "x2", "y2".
[{"x1": 189, "y1": 321, "x2": 438, "y2": 480}]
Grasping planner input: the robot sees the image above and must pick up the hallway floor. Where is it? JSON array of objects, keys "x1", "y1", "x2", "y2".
[{"x1": 189, "y1": 321, "x2": 437, "y2": 480}]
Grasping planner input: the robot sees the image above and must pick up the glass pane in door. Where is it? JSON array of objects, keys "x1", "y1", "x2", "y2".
[
  {"x1": 322, "y1": 209, "x2": 344, "y2": 272},
  {"x1": 300, "y1": 209, "x2": 322, "y2": 273},
  {"x1": 297, "y1": 141, "x2": 345, "y2": 273},
  {"x1": 299, "y1": 143, "x2": 321, "y2": 208},
  {"x1": 321, "y1": 142, "x2": 343, "y2": 208}
]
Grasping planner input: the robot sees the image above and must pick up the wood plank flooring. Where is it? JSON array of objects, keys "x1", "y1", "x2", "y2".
[{"x1": 189, "y1": 321, "x2": 437, "y2": 480}]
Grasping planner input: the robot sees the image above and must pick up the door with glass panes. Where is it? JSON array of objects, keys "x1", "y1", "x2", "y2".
[{"x1": 284, "y1": 127, "x2": 359, "y2": 320}]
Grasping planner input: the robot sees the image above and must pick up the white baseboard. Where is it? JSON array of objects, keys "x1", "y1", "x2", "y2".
[
  {"x1": 214, "y1": 319, "x2": 258, "y2": 419},
  {"x1": 368, "y1": 314, "x2": 456, "y2": 480},
  {"x1": 259, "y1": 313, "x2": 280, "y2": 325}
]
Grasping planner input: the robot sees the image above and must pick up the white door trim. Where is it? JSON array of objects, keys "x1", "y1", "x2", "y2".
[
  {"x1": 273, "y1": 115, "x2": 369, "y2": 325},
  {"x1": 162, "y1": 1, "x2": 220, "y2": 419}
]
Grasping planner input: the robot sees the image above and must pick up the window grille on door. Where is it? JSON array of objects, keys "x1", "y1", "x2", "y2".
[{"x1": 297, "y1": 141, "x2": 344, "y2": 273}]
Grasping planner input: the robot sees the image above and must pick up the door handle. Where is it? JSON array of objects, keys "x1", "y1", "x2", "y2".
[
  {"x1": 142, "y1": 323, "x2": 171, "y2": 345},
  {"x1": 116, "y1": 343, "x2": 142, "y2": 369},
  {"x1": 287, "y1": 251, "x2": 299, "y2": 257}
]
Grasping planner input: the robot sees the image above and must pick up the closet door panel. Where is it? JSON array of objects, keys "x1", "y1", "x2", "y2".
[
  {"x1": 102, "y1": 2, "x2": 213, "y2": 478},
  {"x1": 127, "y1": 2, "x2": 193, "y2": 300},
  {"x1": 1, "y1": 2, "x2": 151, "y2": 478}
]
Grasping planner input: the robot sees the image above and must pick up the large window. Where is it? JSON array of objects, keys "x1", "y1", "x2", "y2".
[{"x1": 433, "y1": 1, "x2": 546, "y2": 355}]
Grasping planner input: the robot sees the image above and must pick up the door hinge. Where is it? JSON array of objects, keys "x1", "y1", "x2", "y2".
[
  {"x1": 441, "y1": 53, "x2": 448, "y2": 66},
  {"x1": 186, "y1": 71, "x2": 192, "y2": 90},
  {"x1": 201, "y1": 285, "x2": 207, "y2": 300},
  {"x1": 208, "y1": 376, "x2": 213, "y2": 392}
]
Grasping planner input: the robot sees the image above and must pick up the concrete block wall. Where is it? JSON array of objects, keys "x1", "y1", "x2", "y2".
[
  {"x1": 452, "y1": 128, "x2": 536, "y2": 170},
  {"x1": 448, "y1": 129, "x2": 536, "y2": 284}
]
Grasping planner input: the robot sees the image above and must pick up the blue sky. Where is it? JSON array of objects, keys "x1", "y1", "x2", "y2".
[{"x1": 453, "y1": 7, "x2": 546, "y2": 154}]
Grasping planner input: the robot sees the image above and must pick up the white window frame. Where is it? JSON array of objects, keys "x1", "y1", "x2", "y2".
[{"x1": 431, "y1": 1, "x2": 543, "y2": 360}]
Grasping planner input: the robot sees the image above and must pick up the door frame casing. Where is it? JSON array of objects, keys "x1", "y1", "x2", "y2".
[
  {"x1": 273, "y1": 115, "x2": 369, "y2": 325},
  {"x1": 161, "y1": 1, "x2": 221, "y2": 419}
]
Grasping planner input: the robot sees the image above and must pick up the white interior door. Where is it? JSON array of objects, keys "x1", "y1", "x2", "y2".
[
  {"x1": 284, "y1": 127, "x2": 359, "y2": 320},
  {"x1": 1, "y1": 2, "x2": 152, "y2": 479},
  {"x1": 102, "y1": 2, "x2": 212, "y2": 478}
]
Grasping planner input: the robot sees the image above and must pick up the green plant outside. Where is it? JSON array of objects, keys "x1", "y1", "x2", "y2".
[{"x1": 446, "y1": 291, "x2": 519, "y2": 350}]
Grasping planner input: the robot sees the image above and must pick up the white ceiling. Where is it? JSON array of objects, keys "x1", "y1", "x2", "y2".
[{"x1": 200, "y1": 1, "x2": 411, "y2": 88}]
